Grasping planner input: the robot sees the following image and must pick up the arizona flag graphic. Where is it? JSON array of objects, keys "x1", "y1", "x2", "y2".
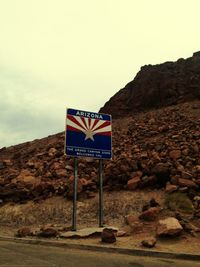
[{"x1": 65, "y1": 108, "x2": 112, "y2": 159}]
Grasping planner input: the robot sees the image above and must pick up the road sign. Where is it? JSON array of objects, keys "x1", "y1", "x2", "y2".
[{"x1": 65, "y1": 108, "x2": 112, "y2": 159}]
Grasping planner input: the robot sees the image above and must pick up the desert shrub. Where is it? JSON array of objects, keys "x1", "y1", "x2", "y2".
[{"x1": 165, "y1": 192, "x2": 194, "y2": 213}]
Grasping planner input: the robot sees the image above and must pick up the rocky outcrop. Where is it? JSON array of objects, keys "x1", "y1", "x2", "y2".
[{"x1": 100, "y1": 52, "x2": 200, "y2": 118}]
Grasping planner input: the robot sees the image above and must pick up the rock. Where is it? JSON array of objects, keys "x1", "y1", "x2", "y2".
[
  {"x1": 16, "y1": 170, "x2": 39, "y2": 184},
  {"x1": 178, "y1": 187, "x2": 188, "y2": 193},
  {"x1": 141, "y1": 237, "x2": 157, "y2": 248},
  {"x1": 169, "y1": 150, "x2": 181, "y2": 160},
  {"x1": 66, "y1": 165, "x2": 73, "y2": 171},
  {"x1": 48, "y1": 148, "x2": 57, "y2": 156},
  {"x1": 140, "y1": 152, "x2": 148, "y2": 159},
  {"x1": 139, "y1": 207, "x2": 160, "y2": 221},
  {"x1": 195, "y1": 165, "x2": 200, "y2": 172},
  {"x1": 151, "y1": 163, "x2": 170, "y2": 187},
  {"x1": 38, "y1": 227, "x2": 58, "y2": 238},
  {"x1": 142, "y1": 198, "x2": 160, "y2": 211},
  {"x1": 148, "y1": 118, "x2": 156, "y2": 124},
  {"x1": 165, "y1": 183, "x2": 178, "y2": 193},
  {"x1": 127, "y1": 177, "x2": 141, "y2": 190},
  {"x1": 26, "y1": 161, "x2": 35, "y2": 168},
  {"x1": 170, "y1": 175, "x2": 179, "y2": 185},
  {"x1": 54, "y1": 168, "x2": 67, "y2": 178},
  {"x1": 3, "y1": 159, "x2": 12, "y2": 166},
  {"x1": 181, "y1": 221, "x2": 200, "y2": 233},
  {"x1": 66, "y1": 176, "x2": 83, "y2": 197},
  {"x1": 181, "y1": 171, "x2": 193, "y2": 180},
  {"x1": 194, "y1": 196, "x2": 200, "y2": 209},
  {"x1": 149, "y1": 198, "x2": 160, "y2": 207},
  {"x1": 116, "y1": 230, "x2": 127, "y2": 237},
  {"x1": 157, "y1": 217, "x2": 183, "y2": 237},
  {"x1": 178, "y1": 178, "x2": 198, "y2": 189},
  {"x1": 140, "y1": 175, "x2": 157, "y2": 188},
  {"x1": 125, "y1": 215, "x2": 143, "y2": 233},
  {"x1": 16, "y1": 227, "x2": 32, "y2": 237},
  {"x1": 0, "y1": 162, "x2": 5, "y2": 170},
  {"x1": 101, "y1": 228, "x2": 116, "y2": 243}
]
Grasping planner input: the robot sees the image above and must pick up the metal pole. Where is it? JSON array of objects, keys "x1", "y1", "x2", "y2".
[
  {"x1": 72, "y1": 157, "x2": 78, "y2": 231},
  {"x1": 99, "y1": 159, "x2": 104, "y2": 227}
]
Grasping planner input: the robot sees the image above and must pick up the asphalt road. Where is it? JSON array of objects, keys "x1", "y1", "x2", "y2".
[{"x1": 0, "y1": 240, "x2": 199, "y2": 267}]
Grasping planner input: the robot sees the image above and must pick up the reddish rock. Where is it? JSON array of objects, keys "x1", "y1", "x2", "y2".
[
  {"x1": 16, "y1": 227, "x2": 32, "y2": 237},
  {"x1": 142, "y1": 198, "x2": 160, "y2": 211},
  {"x1": 181, "y1": 221, "x2": 200, "y2": 233},
  {"x1": 151, "y1": 163, "x2": 170, "y2": 186},
  {"x1": 116, "y1": 230, "x2": 127, "y2": 237},
  {"x1": 178, "y1": 178, "x2": 197, "y2": 188},
  {"x1": 139, "y1": 207, "x2": 161, "y2": 221},
  {"x1": 101, "y1": 228, "x2": 116, "y2": 243},
  {"x1": 165, "y1": 183, "x2": 178, "y2": 193},
  {"x1": 149, "y1": 198, "x2": 160, "y2": 207},
  {"x1": 38, "y1": 227, "x2": 58, "y2": 238},
  {"x1": 170, "y1": 175, "x2": 179, "y2": 185},
  {"x1": 3, "y1": 159, "x2": 12, "y2": 166},
  {"x1": 125, "y1": 215, "x2": 143, "y2": 233},
  {"x1": 127, "y1": 177, "x2": 141, "y2": 190},
  {"x1": 141, "y1": 237, "x2": 157, "y2": 248},
  {"x1": 16, "y1": 170, "x2": 39, "y2": 184},
  {"x1": 181, "y1": 171, "x2": 193, "y2": 180},
  {"x1": 195, "y1": 165, "x2": 200, "y2": 172},
  {"x1": 48, "y1": 148, "x2": 57, "y2": 156},
  {"x1": 66, "y1": 176, "x2": 83, "y2": 197},
  {"x1": 26, "y1": 161, "x2": 35, "y2": 168},
  {"x1": 157, "y1": 217, "x2": 183, "y2": 237},
  {"x1": 169, "y1": 150, "x2": 181, "y2": 160},
  {"x1": 54, "y1": 168, "x2": 67, "y2": 178},
  {"x1": 194, "y1": 196, "x2": 200, "y2": 209},
  {"x1": 140, "y1": 175, "x2": 157, "y2": 188},
  {"x1": 66, "y1": 165, "x2": 73, "y2": 171}
]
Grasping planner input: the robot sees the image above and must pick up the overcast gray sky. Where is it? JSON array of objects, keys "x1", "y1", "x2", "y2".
[{"x1": 1, "y1": 0, "x2": 200, "y2": 147}]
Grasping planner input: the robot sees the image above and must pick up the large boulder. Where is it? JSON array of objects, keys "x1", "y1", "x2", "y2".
[{"x1": 157, "y1": 217, "x2": 183, "y2": 237}]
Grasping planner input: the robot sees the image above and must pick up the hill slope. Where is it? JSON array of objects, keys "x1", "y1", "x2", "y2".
[{"x1": 0, "y1": 101, "x2": 199, "y2": 208}]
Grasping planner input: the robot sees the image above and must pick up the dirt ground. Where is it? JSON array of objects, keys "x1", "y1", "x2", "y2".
[{"x1": 0, "y1": 190, "x2": 199, "y2": 255}]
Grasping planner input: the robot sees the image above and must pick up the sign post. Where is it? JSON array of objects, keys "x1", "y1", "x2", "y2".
[
  {"x1": 99, "y1": 159, "x2": 103, "y2": 227},
  {"x1": 65, "y1": 108, "x2": 112, "y2": 230},
  {"x1": 72, "y1": 157, "x2": 78, "y2": 231}
]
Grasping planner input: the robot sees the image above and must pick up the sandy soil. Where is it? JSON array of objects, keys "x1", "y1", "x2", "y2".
[{"x1": 0, "y1": 190, "x2": 199, "y2": 255}]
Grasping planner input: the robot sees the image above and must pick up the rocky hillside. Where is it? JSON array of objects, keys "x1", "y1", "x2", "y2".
[
  {"x1": 0, "y1": 101, "x2": 200, "y2": 219},
  {"x1": 100, "y1": 52, "x2": 200, "y2": 118}
]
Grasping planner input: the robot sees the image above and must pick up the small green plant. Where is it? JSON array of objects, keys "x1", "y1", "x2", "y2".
[{"x1": 165, "y1": 192, "x2": 194, "y2": 214}]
